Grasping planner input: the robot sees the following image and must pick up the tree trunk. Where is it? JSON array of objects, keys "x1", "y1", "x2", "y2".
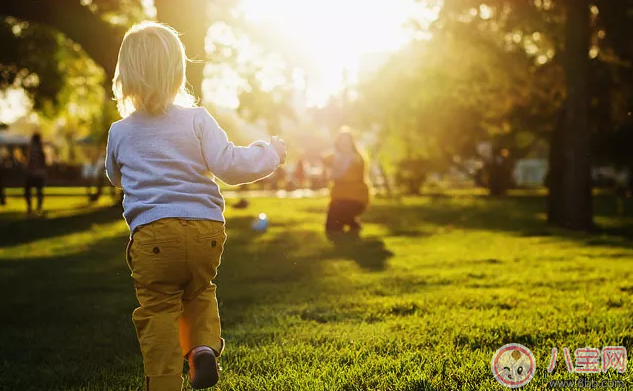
[
  {"x1": 155, "y1": 0, "x2": 208, "y2": 101},
  {"x1": 548, "y1": 0, "x2": 593, "y2": 230},
  {"x1": 547, "y1": 110, "x2": 565, "y2": 224}
]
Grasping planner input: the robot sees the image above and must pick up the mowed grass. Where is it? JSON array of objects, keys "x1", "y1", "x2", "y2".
[{"x1": 1, "y1": 192, "x2": 633, "y2": 390}]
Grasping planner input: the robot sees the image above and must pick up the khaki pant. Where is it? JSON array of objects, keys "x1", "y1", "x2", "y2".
[{"x1": 126, "y1": 218, "x2": 226, "y2": 391}]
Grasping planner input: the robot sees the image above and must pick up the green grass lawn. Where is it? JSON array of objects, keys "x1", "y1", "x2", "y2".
[{"x1": 1, "y1": 193, "x2": 633, "y2": 390}]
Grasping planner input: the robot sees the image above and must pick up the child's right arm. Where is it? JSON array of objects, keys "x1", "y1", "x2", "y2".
[{"x1": 196, "y1": 108, "x2": 285, "y2": 185}]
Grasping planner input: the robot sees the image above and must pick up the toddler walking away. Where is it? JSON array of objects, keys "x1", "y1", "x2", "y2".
[
  {"x1": 105, "y1": 22, "x2": 286, "y2": 391},
  {"x1": 323, "y1": 128, "x2": 369, "y2": 242}
]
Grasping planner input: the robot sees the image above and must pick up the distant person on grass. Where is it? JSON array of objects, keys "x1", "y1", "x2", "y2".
[
  {"x1": 0, "y1": 148, "x2": 7, "y2": 206},
  {"x1": 105, "y1": 22, "x2": 286, "y2": 391},
  {"x1": 292, "y1": 157, "x2": 306, "y2": 189},
  {"x1": 24, "y1": 133, "x2": 47, "y2": 215},
  {"x1": 323, "y1": 128, "x2": 369, "y2": 241}
]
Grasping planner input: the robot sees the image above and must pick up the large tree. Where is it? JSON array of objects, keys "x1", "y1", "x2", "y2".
[
  {"x1": 0, "y1": 0, "x2": 296, "y2": 135},
  {"x1": 0, "y1": 0, "x2": 235, "y2": 101},
  {"x1": 154, "y1": 0, "x2": 241, "y2": 100},
  {"x1": 355, "y1": 0, "x2": 631, "y2": 229},
  {"x1": 354, "y1": 1, "x2": 561, "y2": 190},
  {"x1": 548, "y1": 0, "x2": 592, "y2": 229},
  {"x1": 412, "y1": 0, "x2": 599, "y2": 229}
]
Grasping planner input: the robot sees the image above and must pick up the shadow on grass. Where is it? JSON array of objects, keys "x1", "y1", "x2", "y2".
[
  {"x1": 0, "y1": 209, "x2": 414, "y2": 390},
  {"x1": 216, "y1": 217, "x2": 394, "y2": 326},
  {"x1": 309, "y1": 194, "x2": 633, "y2": 249},
  {"x1": 230, "y1": 216, "x2": 393, "y2": 268},
  {"x1": 0, "y1": 233, "x2": 141, "y2": 390},
  {"x1": 331, "y1": 236, "x2": 394, "y2": 271},
  {"x1": 0, "y1": 204, "x2": 123, "y2": 247},
  {"x1": 0, "y1": 214, "x2": 342, "y2": 389},
  {"x1": 299, "y1": 193, "x2": 633, "y2": 246}
]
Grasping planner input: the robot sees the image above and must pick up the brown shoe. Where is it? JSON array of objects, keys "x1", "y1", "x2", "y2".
[{"x1": 189, "y1": 347, "x2": 220, "y2": 389}]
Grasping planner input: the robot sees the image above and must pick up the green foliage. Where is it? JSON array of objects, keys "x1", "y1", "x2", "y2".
[
  {"x1": 0, "y1": 0, "x2": 143, "y2": 131},
  {"x1": 206, "y1": 14, "x2": 300, "y2": 134},
  {"x1": 87, "y1": 0, "x2": 147, "y2": 24},
  {"x1": 53, "y1": 40, "x2": 106, "y2": 122},
  {"x1": 354, "y1": 0, "x2": 633, "y2": 184},
  {"x1": 237, "y1": 74, "x2": 296, "y2": 136},
  {"x1": 0, "y1": 19, "x2": 108, "y2": 128},
  {"x1": 0, "y1": 0, "x2": 299, "y2": 141},
  {"x1": 0, "y1": 19, "x2": 65, "y2": 110},
  {"x1": 356, "y1": 14, "x2": 555, "y2": 169}
]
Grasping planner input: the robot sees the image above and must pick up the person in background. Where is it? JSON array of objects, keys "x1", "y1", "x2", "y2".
[
  {"x1": 24, "y1": 132, "x2": 47, "y2": 215},
  {"x1": 293, "y1": 157, "x2": 306, "y2": 189},
  {"x1": 12, "y1": 148, "x2": 25, "y2": 167},
  {"x1": 86, "y1": 150, "x2": 108, "y2": 203},
  {"x1": 615, "y1": 168, "x2": 631, "y2": 215},
  {"x1": 0, "y1": 147, "x2": 8, "y2": 206},
  {"x1": 323, "y1": 128, "x2": 370, "y2": 241}
]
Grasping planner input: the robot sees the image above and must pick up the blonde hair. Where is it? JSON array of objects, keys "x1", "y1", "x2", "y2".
[{"x1": 113, "y1": 21, "x2": 196, "y2": 117}]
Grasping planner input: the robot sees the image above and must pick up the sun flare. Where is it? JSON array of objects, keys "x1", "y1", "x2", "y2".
[{"x1": 241, "y1": 0, "x2": 440, "y2": 105}]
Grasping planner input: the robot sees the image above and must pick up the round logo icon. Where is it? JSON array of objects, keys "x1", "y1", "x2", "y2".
[{"x1": 491, "y1": 343, "x2": 536, "y2": 388}]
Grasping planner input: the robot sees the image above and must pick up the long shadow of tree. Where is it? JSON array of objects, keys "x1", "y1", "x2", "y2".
[
  {"x1": 0, "y1": 204, "x2": 124, "y2": 247},
  {"x1": 0, "y1": 233, "x2": 140, "y2": 390},
  {"x1": 216, "y1": 217, "x2": 394, "y2": 326},
  {"x1": 306, "y1": 194, "x2": 633, "y2": 249}
]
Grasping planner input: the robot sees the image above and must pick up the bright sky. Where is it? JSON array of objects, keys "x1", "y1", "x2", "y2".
[
  {"x1": 0, "y1": 88, "x2": 31, "y2": 124},
  {"x1": 241, "y1": 0, "x2": 440, "y2": 106}
]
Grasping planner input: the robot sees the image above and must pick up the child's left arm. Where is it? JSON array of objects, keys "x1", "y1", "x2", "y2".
[{"x1": 105, "y1": 126, "x2": 122, "y2": 188}]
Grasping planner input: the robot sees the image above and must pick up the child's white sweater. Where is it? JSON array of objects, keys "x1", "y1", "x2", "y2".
[{"x1": 106, "y1": 105, "x2": 280, "y2": 233}]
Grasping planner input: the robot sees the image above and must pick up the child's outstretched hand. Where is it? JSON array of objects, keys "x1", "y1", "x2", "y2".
[{"x1": 271, "y1": 136, "x2": 287, "y2": 164}]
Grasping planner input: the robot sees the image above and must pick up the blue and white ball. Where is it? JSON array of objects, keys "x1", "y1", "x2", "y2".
[{"x1": 252, "y1": 213, "x2": 269, "y2": 232}]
